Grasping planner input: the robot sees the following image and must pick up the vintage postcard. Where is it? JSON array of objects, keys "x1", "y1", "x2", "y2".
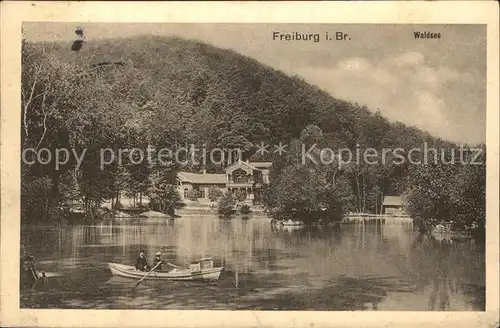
[{"x1": 1, "y1": 1, "x2": 499, "y2": 327}]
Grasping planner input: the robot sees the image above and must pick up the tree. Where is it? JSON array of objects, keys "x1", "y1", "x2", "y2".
[
  {"x1": 21, "y1": 41, "x2": 113, "y2": 221},
  {"x1": 300, "y1": 124, "x2": 323, "y2": 147},
  {"x1": 405, "y1": 158, "x2": 461, "y2": 233},
  {"x1": 21, "y1": 176, "x2": 54, "y2": 221},
  {"x1": 147, "y1": 170, "x2": 183, "y2": 215},
  {"x1": 263, "y1": 130, "x2": 356, "y2": 224},
  {"x1": 208, "y1": 186, "x2": 223, "y2": 203},
  {"x1": 77, "y1": 154, "x2": 117, "y2": 219},
  {"x1": 218, "y1": 194, "x2": 236, "y2": 215},
  {"x1": 448, "y1": 146, "x2": 486, "y2": 231}
]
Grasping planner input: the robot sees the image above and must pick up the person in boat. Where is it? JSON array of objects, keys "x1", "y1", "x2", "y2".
[
  {"x1": 135, "y1": 250, "x2": 150, "y2": 271},
  {"x1": 153, "y1": 251, "x2": 163, "y2": 271},
  {"x1": 21, "y1": 254, "x2": 45, "y2": 282}
]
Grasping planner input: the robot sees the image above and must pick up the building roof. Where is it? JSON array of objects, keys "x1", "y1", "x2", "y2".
[
  {"x1": 178, "y1": 172, "x2": 226, "y2": 185},
  {"x1": 226, "y1": 160, "x2": 272, "y2": 174},
  {"x1": 249, "y1": 162, "x2": 272, "y2": 169},
  {"x1": 192, "y1": 257, "x2": 214, "y2": 263},
  {"x1": 382, "y1": 196, "x2": 403, "y2": 206},
  {"x1": 226, "y1": 161, "x2": 255, "y2": 174}
]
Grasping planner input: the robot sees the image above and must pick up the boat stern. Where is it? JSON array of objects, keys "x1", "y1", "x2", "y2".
[
  {"x1": 202, "y1": 267, "x2": 224, "y2": 281},
  {"x1": 108, "y1": 263, "x2": 120, "y2": 276}
]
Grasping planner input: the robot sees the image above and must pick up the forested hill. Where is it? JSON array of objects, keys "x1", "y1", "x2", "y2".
[{"x1": 29, "y1": 35, "x2": 450, "y2": 156}]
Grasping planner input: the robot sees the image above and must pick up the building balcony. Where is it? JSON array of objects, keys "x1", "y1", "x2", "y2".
[{"x1": 227, "y1": 182, "x2": 254, "y2": 188}]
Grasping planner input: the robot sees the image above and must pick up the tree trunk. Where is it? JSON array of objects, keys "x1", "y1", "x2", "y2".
[
  {"x1": 44, "y1": 196, "x2": 49, "y2": 221},
  {"x1": 83, "y1": 197, "x2": 88, "y2": 218},
  {"x1": 46, "y1": 169, "x2": 61, "y2": 218},
  {"x1": 355, "y1": 173, "x2": 361, "y2": 213},
  {"x1": 362, "y1": 172, "x2": 366, "y2": 213},
  {"x1": 331, "y1": 170, "x2": 337, "y2": 188}
]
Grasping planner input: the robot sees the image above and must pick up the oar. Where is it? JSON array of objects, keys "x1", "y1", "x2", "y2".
[
  {"x1": 134, "y1": 261, "x2": 161, "y2": 287},
  {"x1": 29, "y1": 267, "x2": 39, "y2": 281},
  {"x1": 166, "y1": 262, "x2": 183, "y2": 270}
]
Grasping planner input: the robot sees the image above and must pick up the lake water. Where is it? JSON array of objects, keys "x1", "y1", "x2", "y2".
[{"x1": 20, "y1": 215, "x2": 485, "y2": 310}]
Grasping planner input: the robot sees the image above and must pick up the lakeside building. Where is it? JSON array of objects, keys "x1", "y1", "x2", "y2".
[
  {"x1": 381, "y1": 196, "x2": 407, "y2": 215},
  {"x1": 177, "y1": 160, "x2": 272, "y2": 205}
]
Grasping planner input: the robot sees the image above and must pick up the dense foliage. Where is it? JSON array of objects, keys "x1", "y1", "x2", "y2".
[
  {"x1": 240, "y1": 204, "x2": 251, "y2": 214},
  {"x1": 218, "y1": 194, "x2": 236, "y2": 215},
  {"x1": 207, "y1": 186, "x2": 224, "y2": 203},
  {"x1": 21, "y1": 36, "x2": 486, "y2": 233},
  {"x1": 405, "y1": 146, "x2": 486, "y2": 233},
  {"x1": 186, "y1": 189, "x2": 201, "y2": 202},
  {"x1": 147, "y1": 170, "x2": 184, "y2": 215}
]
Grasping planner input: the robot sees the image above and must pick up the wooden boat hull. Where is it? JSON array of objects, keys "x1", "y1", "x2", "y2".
[
  {"x1": 108, "y1": 263, "x2": 223, "y2": 281},
  {"x1": 280, "y1": 220, "x2": 304, "y2": 226},
  {"x1": 271, "y1": 218, "x2": 304, "y2": 226}
]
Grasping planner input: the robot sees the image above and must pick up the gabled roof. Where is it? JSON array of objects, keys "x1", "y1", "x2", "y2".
[
  {"x1": 178, "y1": 172, "x2": 226, "y2": 184},
  {"x1": 226, "y1": 161, "x2": 255, "y2": 174},
  {"x1": 226, "y1": 160, "x2": 272, "y2": 174},
  {"x1": 382, "y1": 196, "x2": 403, "y2": 206}
]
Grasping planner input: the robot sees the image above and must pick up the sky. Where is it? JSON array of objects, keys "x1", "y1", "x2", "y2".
[{"x1": 24, "y1": 23, "x2": 487, "y2": 145}]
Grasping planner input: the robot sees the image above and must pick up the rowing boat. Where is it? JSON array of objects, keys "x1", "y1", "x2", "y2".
[{"x1": 108, "y1": 258, "x2": 224, "y2": 281}]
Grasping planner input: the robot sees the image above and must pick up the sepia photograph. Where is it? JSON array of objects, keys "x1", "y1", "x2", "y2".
[{"x1": 1, "y1": 1, "x2": 499, "y2": 328}]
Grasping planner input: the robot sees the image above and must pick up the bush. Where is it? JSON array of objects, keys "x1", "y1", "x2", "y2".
[
  {"x1": 233, "y1": 189, "x2": 247, "y2": 203},
  {"x1": 218, "y1": 194, "x2": 236, "y2": 215},
  {"x1": 186, "y1": 189, "x2": 201, "y2": 201},
  {"x1": 240, "y1": 204, "x2": 251, "y2": 214}
]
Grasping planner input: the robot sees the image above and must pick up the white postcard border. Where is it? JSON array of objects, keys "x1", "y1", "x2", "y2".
[{"x1": 1, "y1": 1, "x2": 498, "y2": 327}]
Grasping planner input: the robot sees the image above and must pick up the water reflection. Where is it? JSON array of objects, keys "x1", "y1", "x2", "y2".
[{"x1": 20, "y1": 216, "x2": 484, "y2": 310}]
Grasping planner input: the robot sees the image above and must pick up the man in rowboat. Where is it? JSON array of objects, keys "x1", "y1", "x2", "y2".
[
  {"x1": 21, "y1": 254, "x2": 46, "y2": 285},
  {"x1": 135, "y1": 250, "x2": 150, "y2": 271},
  {"x1": 153, "y1": 251, "x2": 163, "y2": 271},
  {"x1": 21, "y1": 255, "x2": 38, "y2": 280}
]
